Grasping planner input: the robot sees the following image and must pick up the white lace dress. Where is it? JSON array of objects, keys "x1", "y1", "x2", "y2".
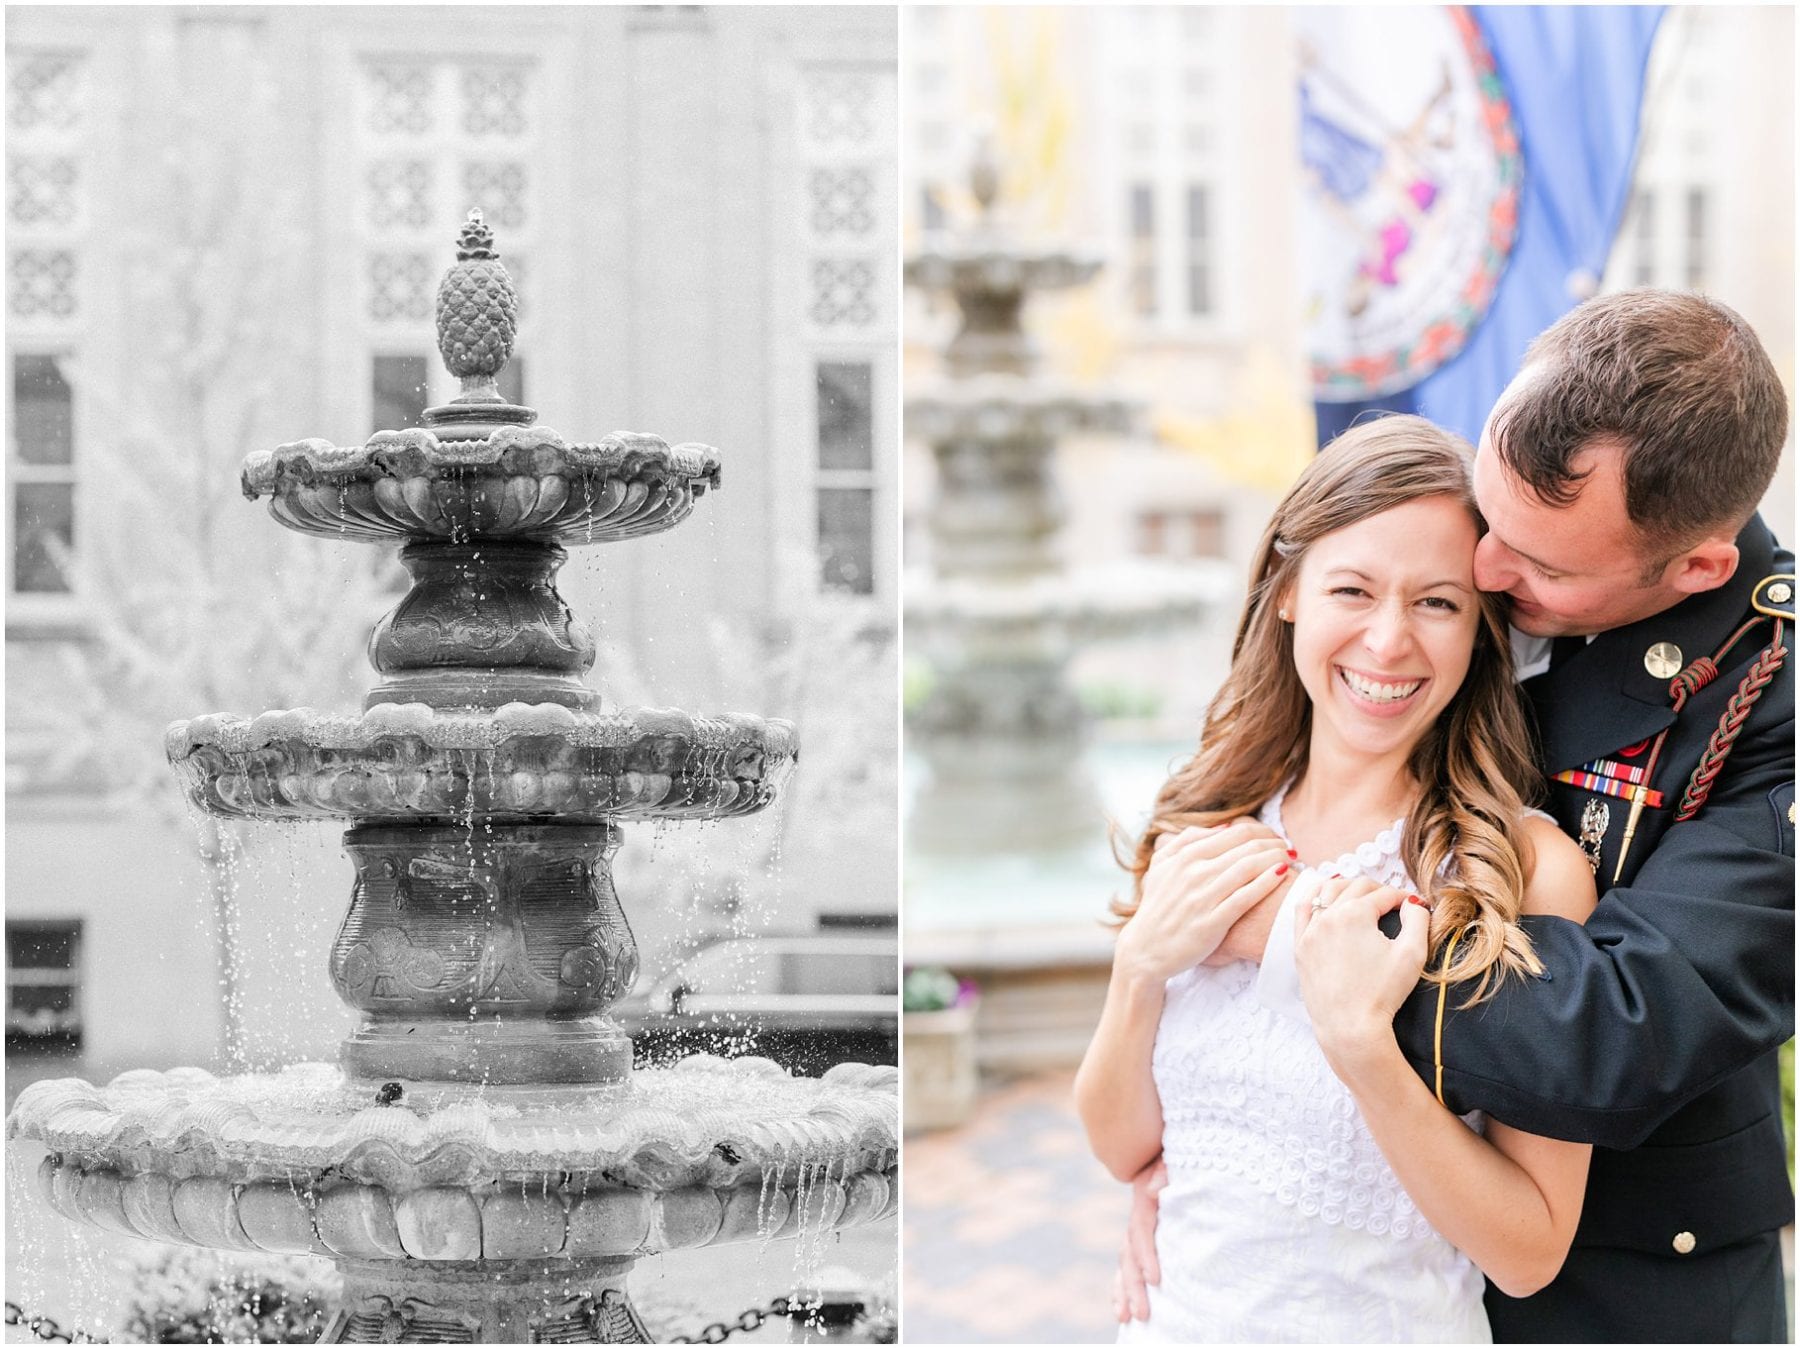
[{"x1": 1117, "y1": 787, "x2": 1493, "y2": 1344}]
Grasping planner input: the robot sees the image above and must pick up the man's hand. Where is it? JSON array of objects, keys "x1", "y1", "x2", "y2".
[
  {"x1": 1112, "y1": 1156, "x2": 1167, "y2": 1323},
  {"x1": 1205, "y1": 869, "x2": 1294, "y2": 966}
]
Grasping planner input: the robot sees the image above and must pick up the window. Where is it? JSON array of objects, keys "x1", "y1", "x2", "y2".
[
  {"x1": 1129, "y1": 184, "x2": 1156, "y2": 317},
  {"x1": 10, "y1": 353, "x2": 76, "y2": 593},
  {"x1": 1136, "y1": 507, "x2": 1225, "y2": 560},
  {"x1": 7, "y1": 50, "x2": 85, "y2": 604},
  {"x1": 1181, "y1": 7, "x2": 1215, "y2": 40},
  {"x1": 1136, "y1": 511, "x2": 1167, "y2": 556},
  {"x1": 372, "y1": 351, "x2": 524, "y2": 433},
  {"x1": 498, "y1": 355, "x2": 525, "y2": 408},
  {"x1": 1684, "y1": 188, "x2": 1707, "y2": 290},
  {"x1": 7, "y1": 920, "x2": 82, "y2": 1052},
  {"x1": 920, "y1": 184, "x2": 946, "y2": 233},
  {"x1": 1186, "y1": 184, "x2": 1213, "y2": 317},
  {"x1": 817, "y1": 360, "x2": 875, "y2": 594},
  {"x1": 371, "y1": 354, "x2": 430, "y2": 434}
]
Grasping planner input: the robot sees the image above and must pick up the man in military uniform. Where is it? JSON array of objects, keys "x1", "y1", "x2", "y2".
[{"x1": 1113, "y1": 290, "x2": 1794, "y2": 1341}]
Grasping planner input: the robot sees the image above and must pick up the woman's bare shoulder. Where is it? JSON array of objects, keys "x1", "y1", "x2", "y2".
[{"x1": 1520, "y1": 814, "x2": 1598, "y2": 923}]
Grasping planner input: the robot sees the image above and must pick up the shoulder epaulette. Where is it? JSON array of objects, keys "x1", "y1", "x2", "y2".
[{"x1": 1751, "y1": 573, "x2": 1794, "y2": 620}]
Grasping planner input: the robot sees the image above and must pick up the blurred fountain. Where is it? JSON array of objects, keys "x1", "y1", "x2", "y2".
[
  {"x1": 902, "y1": 141, "x2": 1231, "y2": 1074},
  {"x1": 904, "y1": 138, "x2": 1228, "y2": 857},
  {"x1": 8, "y1": 211, "x2": 895, "y2": 1343}
]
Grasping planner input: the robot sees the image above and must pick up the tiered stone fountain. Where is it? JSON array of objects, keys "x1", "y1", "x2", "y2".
[
  {"x1": 901, "y1": 148, "x2": 1229, "y2": 1081},
  {"x1": 905, "y1": 144, "x2": 1220, "y2": 857},
  {"x1": 8, "y1": 212, "x2": 896, "y2": 1344}
]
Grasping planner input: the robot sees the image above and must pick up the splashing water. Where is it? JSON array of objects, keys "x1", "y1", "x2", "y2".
[{"x1": 6, "y1": 1143, "x2": 130, "y2": 1340}]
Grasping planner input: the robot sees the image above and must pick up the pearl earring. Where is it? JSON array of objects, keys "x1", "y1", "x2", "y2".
[{"x1": 1278, "y1": 609, "x2": 1291, "y2": 622}]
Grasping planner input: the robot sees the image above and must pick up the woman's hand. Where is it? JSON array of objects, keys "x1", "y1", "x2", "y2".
[
  {"x1": 1114, "y1": 821, "x2": 1293, "y2": 986},
  {"x1": 1294, "y1": 875, "x2": 1431, "y2": 1079}
]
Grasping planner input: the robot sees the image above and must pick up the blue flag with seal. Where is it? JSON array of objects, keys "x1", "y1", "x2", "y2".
[{"x1": 1300, "y1": 6, "x2": 1664, "y2": 449}]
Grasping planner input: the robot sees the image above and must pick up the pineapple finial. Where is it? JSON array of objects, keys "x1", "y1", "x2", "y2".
[{"x1": 436, "y1": 208, "x2": 518, "y2": 395}]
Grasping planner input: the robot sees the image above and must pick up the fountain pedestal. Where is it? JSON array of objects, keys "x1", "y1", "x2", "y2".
[
  {"x1": 367, "y1": 541, "x2": 598, "y2": 712},
  {"x1": 332, "y1": 823, "x2": 635, "y2": 1087}
]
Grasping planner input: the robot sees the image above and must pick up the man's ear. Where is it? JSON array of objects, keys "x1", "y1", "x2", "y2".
[{"x1": 1664, "y1": 538, "x2": 1740, "y2": 596}]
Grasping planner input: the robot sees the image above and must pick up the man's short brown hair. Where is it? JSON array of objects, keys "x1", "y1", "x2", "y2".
[{"x1": 1488, "y1": 290, "x2": 1788, "y2": 558}]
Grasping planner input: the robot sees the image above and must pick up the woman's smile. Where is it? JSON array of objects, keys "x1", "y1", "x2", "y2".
[{"x1": 1334, "y1": 664, "x2": 1429, "y2": 717}]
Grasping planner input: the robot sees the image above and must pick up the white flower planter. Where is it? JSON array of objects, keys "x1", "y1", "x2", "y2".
[{"x1": 903, "y1": 1004, "x2": 979, "y2": 1133}]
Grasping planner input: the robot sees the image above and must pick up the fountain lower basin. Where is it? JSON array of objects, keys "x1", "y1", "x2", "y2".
[{"x1": 11, "y1": 1057, "x2": 897, "y2": 1342}]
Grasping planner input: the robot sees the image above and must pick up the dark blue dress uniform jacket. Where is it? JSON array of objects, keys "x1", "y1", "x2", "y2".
[{"x1": 1391, "y1": 515, "x2": 1795, "y2": 1344}]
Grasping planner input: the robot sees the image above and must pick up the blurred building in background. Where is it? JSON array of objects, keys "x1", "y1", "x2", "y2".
[
  {"x1": 1606, "y1": 5, "x2": 1795, "y2": 520},
  {"x1": 6, "y1": 5, "x2": 898, "y2": 1085},
  {"x1": 903, "y1": 3, "x2": 1795, "y2": 742}
]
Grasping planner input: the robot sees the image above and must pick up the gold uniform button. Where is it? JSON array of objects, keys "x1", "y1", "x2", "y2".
[
  {"x1": 1672, "y1": 1231, "x2": 1697, "y2": 1255},
  {"x1": 1644, "y1": 642, "x2": 1684, "y2": 680}
]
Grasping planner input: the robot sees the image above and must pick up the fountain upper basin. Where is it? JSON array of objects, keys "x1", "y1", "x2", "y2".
[
  {"x1": 242, "y1": 428, "x2": 721, "y2": 545},
  {"x1": 166, "y1": 702, "x2": 797, "y2": 824},
  {"x1": 905, "y1": 242, "x2": 1105, "y2": 295}
]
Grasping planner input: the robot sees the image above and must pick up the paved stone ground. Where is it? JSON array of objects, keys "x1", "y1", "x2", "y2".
[
  {"x1": 903, "y1": 1070, "x2": 1796, "y2": 1345},
  {"x1": 903, "y1": 1071, "x2": 1126, "y2": 1344}
]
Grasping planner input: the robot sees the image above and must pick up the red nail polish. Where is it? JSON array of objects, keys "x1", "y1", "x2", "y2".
[
  {"x1": 1406, "y1": 894, "x2": 1428, "y2": 907},
  {"x1": 1276, "y1": 863, "x2": 1290, "y2": 876},
  {"x1": 1286, "y1": 847, "x2": 1298, "y2": 859}
]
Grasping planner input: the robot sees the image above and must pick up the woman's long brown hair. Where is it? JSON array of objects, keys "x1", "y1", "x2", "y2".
[{"x1": 1115, "y1": 415, "x2": 1545, "y2": 1004}]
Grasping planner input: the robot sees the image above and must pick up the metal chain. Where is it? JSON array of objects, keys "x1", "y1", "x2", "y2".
[
  {"x1": 671, "y1": 1295, "x2": 791, "y2": 1343},
  {"x1": 4, "y1": 1301, "x2": 98, "y2": 1344}
]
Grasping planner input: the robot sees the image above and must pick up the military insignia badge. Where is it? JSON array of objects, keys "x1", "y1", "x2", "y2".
[{"x1": 1579, "y1": 797, "x2": 1609, "y2": 875}]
